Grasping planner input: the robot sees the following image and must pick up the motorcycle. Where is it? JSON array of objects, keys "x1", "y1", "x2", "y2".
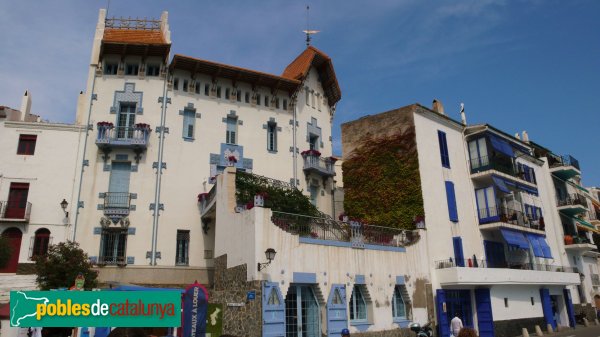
[{"x1": 410, "y1": 322, "x2": 433, "y2": 337}]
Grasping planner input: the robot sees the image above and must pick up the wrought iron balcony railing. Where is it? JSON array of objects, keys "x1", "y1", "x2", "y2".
[
  {"x1": 96, "y1": 125, "x2": 151, "y2": 149},
  {"x1": 302, "y1": 153, "x2": 335, "y2": 177},
  {"x1": 0, "y1": 200, "x2": 32, "y2": 221},
  {"x1": 550, "y1": 154, "x2": 581, "y2": 171},
  {"x1": 478, "y1": 206, "x2": 544, "y2": 231},
  {"x1": 435, "y1": 258, "x2": 578, "y2": 273},
  {"x1": 557, "y1": 193, "x2": 587, "y2": 208},
  {"x1": 271, "y1": 211, "x2": 420, "y2": 248},
  {"x1": 103, "y1": 192, "x2": 132, "y2": 210}
]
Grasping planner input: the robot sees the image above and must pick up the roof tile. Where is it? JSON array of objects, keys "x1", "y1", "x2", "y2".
[{"x1": 103, "y1": 28, "x2": 167, "y2": 45}]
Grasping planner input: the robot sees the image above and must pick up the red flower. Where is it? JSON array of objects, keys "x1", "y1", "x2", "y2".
[
  {"x1": 134, "y1": 123, "x2": 151, "y2": 129},
  {"x1": 97, "y1": 121, "x2": 114, "y2": 127},
  {"x1": 228, "y1": 155, "x2": 238, "y2": 163},
  {"x1": 301, "y1": 149, "x2": 321, "y2": 157}
]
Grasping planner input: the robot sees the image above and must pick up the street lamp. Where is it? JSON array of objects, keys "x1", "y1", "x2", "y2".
[
  {"x1": 258, "y1": 248, "x2": 277, "y2": 272},
  {"x1": 60, "y1": 199, "x2": 69, "y2": 218}
]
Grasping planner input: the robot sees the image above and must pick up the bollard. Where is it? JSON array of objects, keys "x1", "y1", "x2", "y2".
[
  {"x1": 522, "y1": 328, "x2": 530, "y2": 337},
  {"x1": 534, "y1": 325, "x2": 544, "y2": 337},
  {"x1": 583, "y1": 317, "x2": 590, "y2": 327},
  {"x1": 546, "y1": 323, "x2": 553, "y2": 334},
  {"x1": 594, "y1": 318, "x2": 599, "y2": 326}
]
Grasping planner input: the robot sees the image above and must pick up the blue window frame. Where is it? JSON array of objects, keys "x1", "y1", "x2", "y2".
[
  {"x1": 438, "y1": 130, "x2": 450, "y2": 168},
  {"x1": 392, "y1": 285, "x2": 409, "y2": 321},
  {"x1": 475, "y1": 186, "x2": 498, "y2": 223},
  {"x1": 350, "y1": 285, "x2": 368, "y2": 322},
  {"x1": 468, "y1": 137, "x2": 489, "y2": 171},
  {"x1": 226, "y1": 116, "x2": 237, "y2": 144},
  {"x1": 445, "y1": 181, "x2": 458, "y2": 222},
  {"x1": 182, "y1": 109, "x2": 195, "y2": 139}
]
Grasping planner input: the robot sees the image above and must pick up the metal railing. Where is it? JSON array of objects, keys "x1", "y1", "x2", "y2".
[
  {"x1": 478, "y1": 206, "x2": 544, "y2": 231},
  {"x1": 435, "y1": 258, "x2": 578, "y2": 273},
  {"x1": 96, "y1": 126, "x2": 151, "y2": 147},
  {"x1": 0, "y1": 200, "x2": 32, "y2": 221},
  {"x1": 550, "y1": 154, "x2": 581, "y2": 171},
  {"x1": 199, "y1": 184, "x2": 217, "y2": 214},
  {"x1": 470, "y1": 155, "x2": 519, "y2": 177},
  {"x1": 105, "y1": 17, "x2": 161, "y2": 30},
  {"x1": 271, "y1": 211, "x2": 419, "y2": 248},
  {"x1": 557, "y1": 193, "x2": 587, "y2": 207},
  {"x1": 104, "y1": 192, "x2": 132, "y2": 210},
  {"x1": 302, "y1": 154, "x2": 335, "y2": 177},
  {"x1": 98, "y1": 230, "x2": 127, "y2": 266}
]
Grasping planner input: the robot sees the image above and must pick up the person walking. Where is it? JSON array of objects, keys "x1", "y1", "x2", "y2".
[{"x1": 450, "y1": 313, "x2": 463, "y2": 337}]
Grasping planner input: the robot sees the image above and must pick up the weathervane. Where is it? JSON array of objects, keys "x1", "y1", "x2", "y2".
[{"x1": 303, "y1": 5, "x2": 320, "y2": 46}]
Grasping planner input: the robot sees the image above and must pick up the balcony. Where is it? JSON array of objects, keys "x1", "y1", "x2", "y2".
[
  {"x1": 102, "y1": 192, "x2": 132, "y2": 220},
  {"x1": 478, "y1": 206, "x2": 545, "y2": 234},
  {"x1": 470, "y1": 155, "x2": 536, "y2": 187},
  {"x1": 301, "y1": 150, "x2": 335, "y2": 178},
  {"x1": 95, "y1": 123, "x2": 151, "y2": 150},
  {"x1": 564, "y1": 235, "x2": 597, "y2": 252},
  {"x1": 549, "y1": 154, "x2": 581, "y2": 180},
  {"x1": 435, "y1": 259, "x2": 580, "y2": 286},
  {"x1": 0, "y1": 201, "x2": 32, "y2": 222},
  {"x1": 557, "y1": 193, "x2": 588, "y2": 216}
]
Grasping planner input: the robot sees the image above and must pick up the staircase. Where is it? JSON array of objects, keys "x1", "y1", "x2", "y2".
[{"x1": 0, "y1": 274, "x2": 38, "y2": 303}]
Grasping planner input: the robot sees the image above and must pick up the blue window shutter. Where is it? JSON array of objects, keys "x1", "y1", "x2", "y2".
[
  {"x1": 453, "y1": 237, "x2": 465, "y2": 267},
  {"x1": 438, "y1": 130, "x2": 450, "y2": 168},
  {"x1": 445, "y1": 181, "x2": 458, "y2": 222},
  {"x1": 540, "y1": 289, "x2": 556, "y2": 330},
  {"x1": 436, "y1": 290, "x2": 450, "y2": 337},
  {"x1": 475, "y1": 289, "x2": 495, "y2": 337}
]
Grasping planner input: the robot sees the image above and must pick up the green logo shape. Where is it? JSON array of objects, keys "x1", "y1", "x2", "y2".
[{"x1": 10, "y1": 291, "x2": 181, "y2": 327}]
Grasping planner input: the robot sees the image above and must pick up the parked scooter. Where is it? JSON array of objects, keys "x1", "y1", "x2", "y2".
[{"x1": 410, "y1": 322, "x2": 433, "y2": 337}]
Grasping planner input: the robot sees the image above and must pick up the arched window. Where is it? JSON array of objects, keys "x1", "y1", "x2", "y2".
[{"x1": 31, "y1": 228, "x2": 51, "y2": 258}]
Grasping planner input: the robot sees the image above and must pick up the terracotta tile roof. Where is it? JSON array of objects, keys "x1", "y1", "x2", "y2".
[
  {"x1": 103, "y1": 28, "x2": 168, "y2": 45},
  {"x1": 282, "y1": 46, "x2": 341, "y2": 106}
]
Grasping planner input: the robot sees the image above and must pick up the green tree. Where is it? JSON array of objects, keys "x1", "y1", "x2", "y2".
[
  {"x1": 0, "y1": 235, "x2": 12, "y2": 268},
  {"x1": 34, "y1": 241, "x2": 98, "y2": 290}
]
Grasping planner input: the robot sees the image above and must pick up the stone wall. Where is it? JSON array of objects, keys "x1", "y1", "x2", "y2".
[
  {"x1": 352, "y1": 327, "x2": 413, "y2": 337},
  {"x1": 493, "y1": 317, "x2": 545, "y2": 337},
  {"x1": 574, "y1": 303, "x2": 596, "y2": 321},
  {"x1": 211, "y1": 254, "x2": 262, "y2": 337}
]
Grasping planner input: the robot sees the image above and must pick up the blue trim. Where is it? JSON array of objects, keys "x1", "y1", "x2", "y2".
[
  {"x1": 445, "y1": 181, "x2": 459, "y2": 222},
  {"x1": 488, "y1": 134, "x2": 514, "y2": 157},
  {"x1": 293, "y1": 272, "x2": 317, "y2": 284},
  {"x1": 492, "y1": 176, "x2": 511, "y2": 193},
  {"x1": 563, "y1": 288, "x2": 576, "y2": 328},
  {"x1": 396, "y1": 276, "x2": 405, "y2": 285},
  {"x1": 350, "y1": 322, "x2": 371, "y2": 332},
  {"x1": 299, "y1": 237, "x2": 406, "y2": 252},
  {"x1": 453, "y1": 237, "x2": 465, "y2": 267},
  {"x1": 393, "y1": 318, "x2": 411, "y2": 327},
  {"x1": 438, "y1": 130, "x2": 451, "y2": 168},
  {"x1": 499, "y1": 228, "x2": 529, "y2": 249},
  {"x1": 355, "y1": 275, "x2": 365, "y2": 284}
]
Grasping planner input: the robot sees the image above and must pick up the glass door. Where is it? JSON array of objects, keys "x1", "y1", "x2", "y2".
[{"x1": 285, "y1": 285, "x2": 320, "y2": 337}]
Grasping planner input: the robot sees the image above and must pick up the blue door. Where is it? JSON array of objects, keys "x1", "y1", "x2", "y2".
[
  {"x1": 327, "y1": 284, "x2": 348, "y2": 337},
  {"x1": 436, "y1": 289, "x2": 450, "y2": 337},
  {"x1": 262, "y1": 282, "x2": 285, "y2": 337},
  {"x1": 540, "y1": 289, "x2": 556, "y2": 330},
  {"x1": 563, "y1": 289, "x2": 576, "y2": 328},
  {"x1": 475, "y1": 289, "x2": 495, "y2": 337},
  {"x1": 484, "y1": 241, "x2": 507, "y2": 268},
  {"x1": 108, "y1": 162, "x2": 131, "y2": 208}
]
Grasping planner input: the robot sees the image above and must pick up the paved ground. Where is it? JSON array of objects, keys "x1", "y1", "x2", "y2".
[{"x1": 544, "y1": 325, "x2": 600, "y2": 337}]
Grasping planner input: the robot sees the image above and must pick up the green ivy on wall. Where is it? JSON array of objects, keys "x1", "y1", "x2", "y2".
[
  {"x1": 342, "y1": 126, "x2": 424, "y2": 229},
  {"x1": 236, "y1": 171, "x2": 320, "y2": 216}
]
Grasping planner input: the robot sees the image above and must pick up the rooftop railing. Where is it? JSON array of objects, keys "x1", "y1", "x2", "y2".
[{"x1": 478, "y1": 206, "x2": 545, "y2": 231}]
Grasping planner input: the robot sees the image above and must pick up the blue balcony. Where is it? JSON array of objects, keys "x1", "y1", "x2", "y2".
[{"x1": 95, "y1": 123, "x2": 151, "y2": 150}]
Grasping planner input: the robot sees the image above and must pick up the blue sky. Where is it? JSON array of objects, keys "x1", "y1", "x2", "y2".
[{"x1": 1, "y1": 1, "x2": 599, "y2": 185}]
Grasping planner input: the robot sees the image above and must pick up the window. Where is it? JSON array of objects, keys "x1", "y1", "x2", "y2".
[
  {"x1": 173, "y1": 78, "x2": 179, "y2": 90},
  {"x1": 236, "y1": 90, "x2": 241, "y2": 102},
  {"x1": 468, "y1": 138, "x2": 489, "y2": 170},
  {"x1": 392, "y1": 286, "x2": 408, "y2": 320},
  {"x1": 283, "y1": 99, "x2": 288, "y2": 110},
  {"x1": 104, "y1": 62, "x2": 118, "y2": 75},
  {"x1": 275, "y1": 98, "x2": 280, "y2": 109},
  {"x1": 244, "y1": 92, "x2": 250, "y2": 103},
  {"x1": 183, "y1": 79, "x2": 189, "y2": 92},
  {"x1": 438, "y1": 130, "x2": 450, "y2": 168},
  {"x1": 6, "y1": 182, "x2": 30, "y2": 219},
  {"x1": 195, "y1": 82, "x2": 201, "y2": 94},
  {"x1": 125, "y1": 63, "x2": 139, "y2": 76},
  {"x1": 17, "y1": 134, "x2": 37, "y2": 155},
  {"x1": 117, "y1": 103, "x2": 136, "y2": 139},
  {"x1": 531, "y1": 297, "x2": 534, "y2": 306},
  {"x1": 350, "y1": 285, "x2": 367, "y2": 321},
  {"x1": 445, "y1": 181, "x2": 458, "y2": 222},
  {"x1": 204, "y1": 84, "x2": 210, "y2": 96},
  {"x1": 309, "y1": 185, "x2": 318, "y2": 206},
  {"x1": 182, "y1": 109, "x2": 195, "y2": 139},
  {"x1": 317, "y1": 94, "x2": 321, "y2": 111},
  {"x1": 305, "y1": 88, "x2": 310, "y2": 105},
  {"x1": 264, "y1": 95, "x2": 269, "y2": 107},
  {"x1": 226, "y1": 117, "x2": 237, "y2": 144},
  {"x1": 504, "y1": 298, "x2": 508, "y2": 307},
  {"x1": 225, "y1": 88, "x2": 230, "y2": 100},
  {"x1": 146, "y1": 64, "x2": 160, "y2": 76},
  {"x1": 31, "y1": 228, "x2": 50, "y2": 258},
  {"x1": 216, "y1": 86, "x2": 222, "y2": 98},
  {"x1": 175, "y1": 230, "x2": 190, "y2": 266},
  {"x1": 475, "y1": 186, "x2": 497, "y2": 222},
  {"x1": 311, "y1": 91, "x2": 315, "y2": 108},
  {"x1": 309, "y1": 134, "x2": 319, "y2": 150},
  {"x1": 256, "y1": 94, "x2": 261, "y2": 105},
  {"x1": 99, "y1": 229, "x2": 127, "y2": 265},
  {"x1": 267, "y1": 122, "x2": 277, "y2": 152}
]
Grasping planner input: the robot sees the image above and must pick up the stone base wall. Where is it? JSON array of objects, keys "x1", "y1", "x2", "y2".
[
  {"x1": 493, "y1": 317, "x2": 545, "y2": 337},
  {"x1": 95, "y1": 265, "x2": 213, "y2": 286},
  {"x1": 211, "y1": 254, "x2": 262, "y2": 337},
  {"x1": 352, "y1": 328, "x2": 413, "y2": 337},
  {"x1": 574, "y1": 303, "x2": 596, "y2": 321}
]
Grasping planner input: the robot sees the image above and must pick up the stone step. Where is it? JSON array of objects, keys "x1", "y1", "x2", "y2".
[{"x1": 0, "y1": 274, "x2": 38, "y2": 303}]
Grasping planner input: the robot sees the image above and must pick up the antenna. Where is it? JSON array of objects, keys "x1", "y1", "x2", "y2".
[
  {"x1": 106, "y1": 0, "x2": 111, "y2": 17},
  {"x1": 303, "y1": 5, "x2": 320, "y2": 46}
]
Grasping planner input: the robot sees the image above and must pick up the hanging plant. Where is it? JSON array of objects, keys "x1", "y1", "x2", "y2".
[
  {"x1": 301, "y1": 149, "x2": 321, "y2": 157},
  {"x1": 97, "y1": 121, "x2": 114, "y2": 128}
]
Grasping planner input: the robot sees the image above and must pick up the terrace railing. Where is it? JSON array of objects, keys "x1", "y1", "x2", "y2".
[
  {"x1": 557, "y1": 193, "x2": 587, "y2": 208},
  {"x1": 435, "y1": 258, "x2": 578, "y2": 273}
]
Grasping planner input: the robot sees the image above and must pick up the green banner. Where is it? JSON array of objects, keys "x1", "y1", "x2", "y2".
[{"x1": 10, "y1": 291, "x2": 181, "y2": 328}]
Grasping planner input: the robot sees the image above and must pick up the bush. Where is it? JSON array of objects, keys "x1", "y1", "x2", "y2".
[
  {"x1": 34, "y1": 241, "x2": 98, "y2": 290},
  {"x1": 0, "y1": 235, "x2": 12, "y2": 268}
]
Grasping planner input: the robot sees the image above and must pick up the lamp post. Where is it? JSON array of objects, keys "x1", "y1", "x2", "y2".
[
  {"x1": 258, "y1": 248, "x2": 277, "y2": 272},
  {"x1": 60, "y1": 199, "x2": 69, "y2": 218}
]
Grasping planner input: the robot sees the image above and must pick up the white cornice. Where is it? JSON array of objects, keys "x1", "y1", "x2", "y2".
[{"x1": 3, "y1": 121, "x2": 85, "y2": 132}]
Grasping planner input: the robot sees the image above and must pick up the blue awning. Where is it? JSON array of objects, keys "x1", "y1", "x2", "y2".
[
  {"x1": 537, "y1": 236, "x2": 553, "y2": 259},
  {"x1": 526, "y1": 233, "x2": 545, "y2": 258},
  {"x1": 492, "y1": 175, "x2": 511, "y2": 193},
  {"x1": 489, "y1": 134, "x2": 514, "y2": 157},
  {"x1": 517, "y1": 183, "x2": 539, "y2": 196},
  {"x1": 500, "y1": 228, "x2": 530, "y2": 249}
]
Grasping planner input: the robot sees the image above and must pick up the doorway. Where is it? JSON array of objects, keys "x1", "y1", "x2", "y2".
[
  {"x1": 6, "y1": 183, "x2": 29, "y2": 219},
  {"x1": 0, "y1": 227, "x2": 23, "y2": 272},
  {"x1": 285, "y1": 285, "x2": 321, "y2": 337},
  {"x1": 446, "y1": 290, "x2": 473, "y2": 328}
]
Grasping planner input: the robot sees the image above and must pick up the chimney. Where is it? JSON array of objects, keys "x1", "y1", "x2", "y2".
[
  {"x1": 432, "y1": 99, "x2": 445, "y2": 115},
  {"x1": 460, "y1": 103, "x2": 466, "y2": 125},
  {"x1": 522, "y1": 131, "x2": 529, "y2": 143},
  {"x1": 20, "y1": 90, "x2": 31, "y2": 121},
  {"x1": 514, "y1": 133, "x2": 521, "y2": 140}
]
